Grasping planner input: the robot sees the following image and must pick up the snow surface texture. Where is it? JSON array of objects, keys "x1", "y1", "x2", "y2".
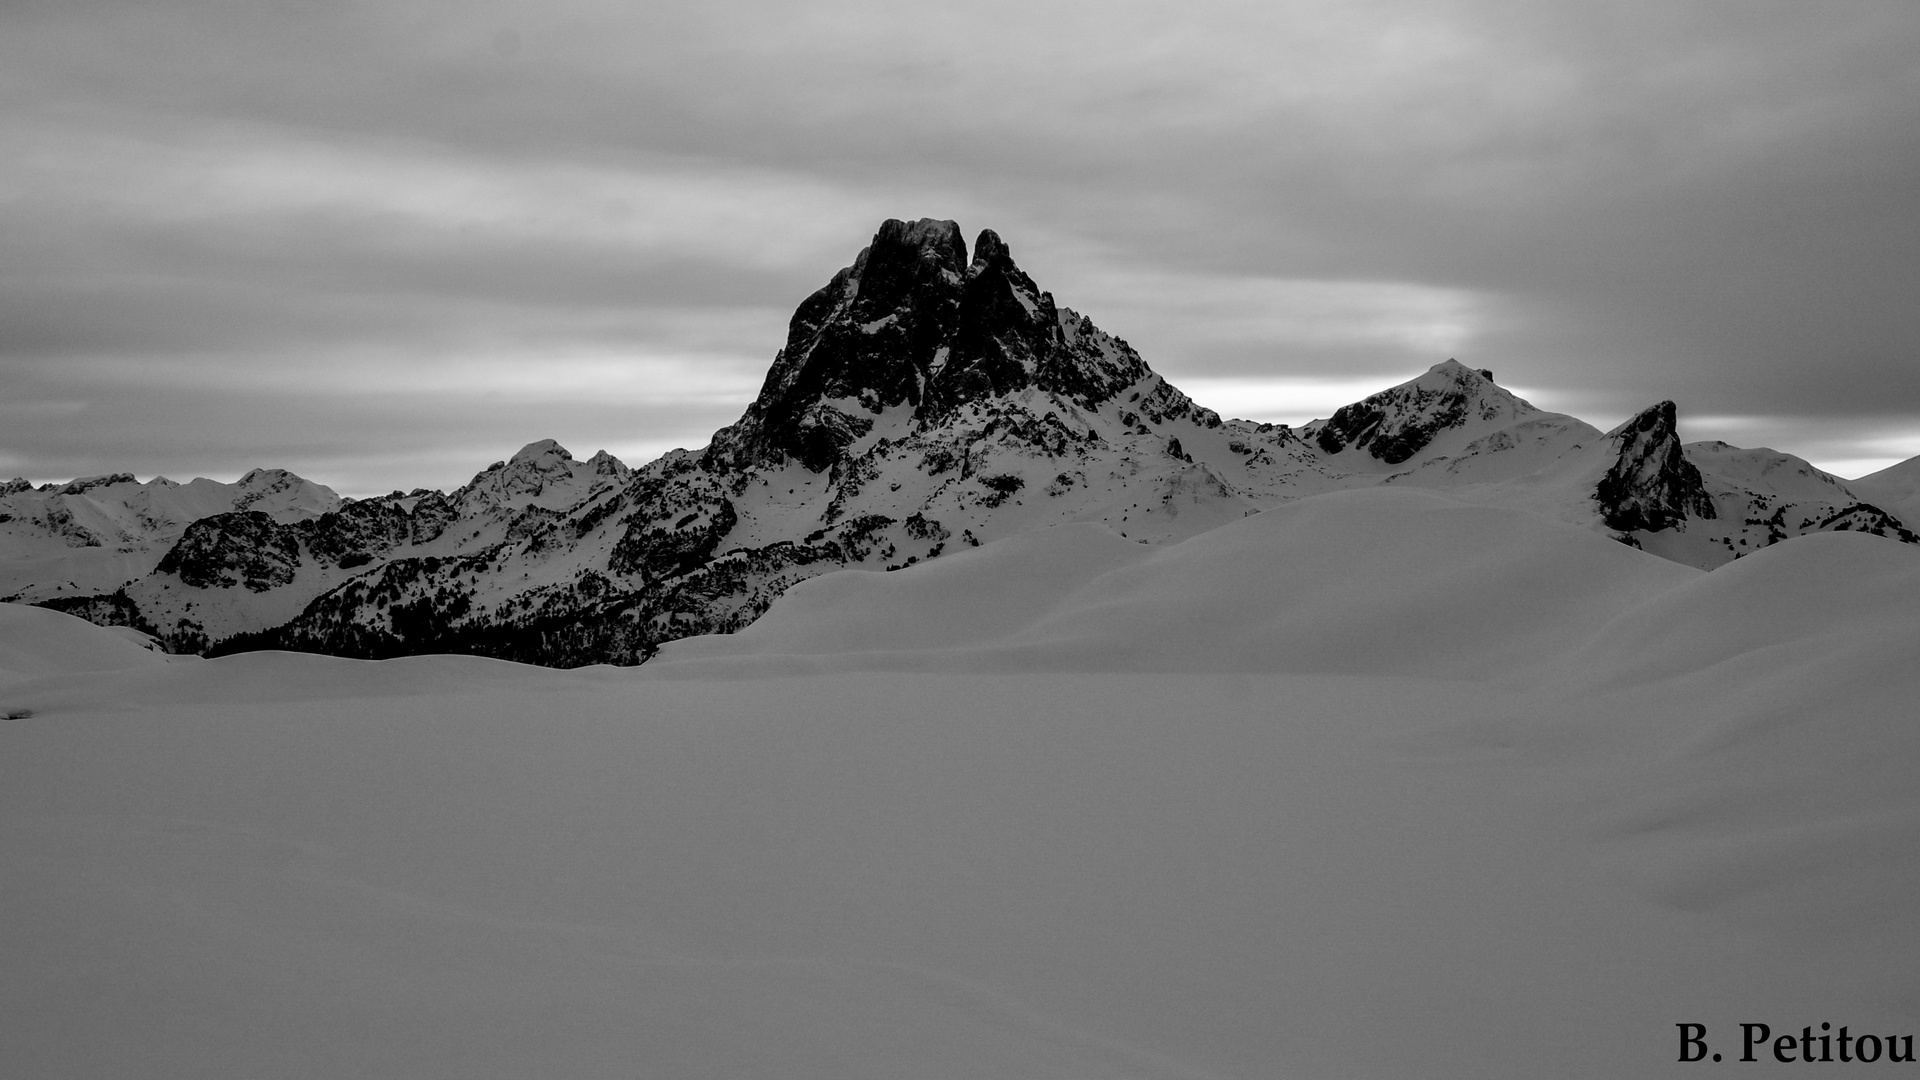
[
  {"x1": 8, "y1": 219, "x2": 1916, "y2": 668},
  {"x1": 5, "y1": 487, "x2": 1918, "y2": 1078}
]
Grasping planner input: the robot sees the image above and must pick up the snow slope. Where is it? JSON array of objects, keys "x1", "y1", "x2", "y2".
[
  {"x1": 662, "y1": 487, "x2": 1702, "y2": 678},
  {"x1": 0, "y1": 601, "x2": 171, "y2": 686},
  {"x1": 1849, "y1": 453, "x2": 1920, "y2": 525},
  {"x1": 4, "y1": 495, "x2": 1916, "y2": 1079}
]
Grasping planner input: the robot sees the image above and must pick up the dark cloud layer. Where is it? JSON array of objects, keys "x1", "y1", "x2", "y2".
[{"x1": 5, "y1": 0, "x2": 1919, "y2": 492}]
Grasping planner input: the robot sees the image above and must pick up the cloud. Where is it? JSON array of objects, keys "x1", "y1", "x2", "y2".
[
  {"x1": 1680, "y1": 414, "x2": 1920, "y2": 481},
  {"x1": 1061, "y1": 269, "x2": 1488, "y2": 376},
  {"x1": 1169, "y1": 376, "x2": 1427, "y2": 427},
  {"x1": 2, "y1": 0, "x2": 1918, "y2": 488}
]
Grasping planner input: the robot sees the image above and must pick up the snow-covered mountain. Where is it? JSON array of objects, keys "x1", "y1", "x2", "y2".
[
  {"x1": 12, "y1": 218, "x2": 1917, "y2": 664},
  {"x1": 34, "y1": 440, "x2": 633, "y2": 654},
  {"x1": 0, "y1": 469, "x2": 340, "y2": 603}
]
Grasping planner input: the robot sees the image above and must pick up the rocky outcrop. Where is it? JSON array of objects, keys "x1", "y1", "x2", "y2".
[
  {"x1": 308, "y1": 498, "x2": 432, "y2": 568},
  {"x1": 1594, "y1": 402, "x2": 1716, "y2": 533},
  {"x1": 1597, "y1": 399, "x2": 1720, "y2": 534},
  {"x1": 712, "y1": 218, "x2": 970, "y2": 471},
  {"x1": 154, "y1": 511, "x2": 305, "y2": 592}
]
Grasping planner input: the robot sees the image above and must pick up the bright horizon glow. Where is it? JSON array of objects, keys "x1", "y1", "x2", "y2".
[{"x1": 11, "y1": 376, "x2": 1914, "y2": 495}]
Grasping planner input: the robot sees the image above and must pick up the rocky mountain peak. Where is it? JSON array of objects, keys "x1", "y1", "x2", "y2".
[
  {"x1": 925, "y1": 227, "x2": 1068, "y2": 416},
  {"x1": 874, "y1": 217, "x2": 969, "y2": 273},
  {"x1": 709, "y1": 219, "x2": 1159, "y2": 473},
  {"x1": 585, "y1": 449, "x2": 630, "y2": 477},
  {"x1": 509, "y1": 439, "x2": 574, "y2": 470},
  {"x1": 1309, "y1": 359, "x2": 1539, "y2": 464},
  {"x1": 707, "y1": 219, "x2": 967, "y2": 471},
  {"x1": 449, "y1": 439, "x2": 631, "y2": 518}
]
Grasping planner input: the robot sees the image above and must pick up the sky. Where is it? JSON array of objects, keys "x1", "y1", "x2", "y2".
[{"x1": 3, "y1": 0, "x2": 1917, "y2": 497}]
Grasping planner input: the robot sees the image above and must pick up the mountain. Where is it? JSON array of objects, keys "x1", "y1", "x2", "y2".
[
  {"x1": 0, "y1": 469, "x2": 340, "y2": 603},
  {"x1": 1459, "y1": 400, "x2": 1916, "y2": 567},
  {"x1": 39, "y1": 441, "x2": 632, "y2": 655},
  {"x1": 12, "y1": 218, "x2": 1918, "y2": 664},
  {"x1": 1303, "y1": 359, "x2": 1601, "y2": 481}
]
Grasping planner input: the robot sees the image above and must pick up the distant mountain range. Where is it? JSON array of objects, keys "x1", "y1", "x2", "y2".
[{"x1": 6, "y1": 218, "x2": 1917, "y2": 666}]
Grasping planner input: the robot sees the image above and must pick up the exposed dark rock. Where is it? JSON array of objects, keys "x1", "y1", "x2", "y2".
[
  {"x1": 408, "y1": 491, "x2": 458, "y2": 543},
  {"x1": 53, "y1": 473, "x2": 137, "y2": 496},
  {"x1": 904, "y1": 513, "x2": 949, "y2": 541},
  {"x1": 155, "y1": 511, "x2": 304, "y2": 592},
  {"x1": 712, "y1": 218, "x2": 970, "y2": 471},
  {"x1": 708, "y1": 219, "x2": 1180, "y2": 472},
  {"x1": 307, "y1": 499, "x2": 413, "y2": 567},
  {"x1": 977, "y1": 473, "x2": 1025, "y2": 508},
  {"x1": 1594, "y1": 402, "x2": 1717, "y2": 533},
  {"x1": 608, "y1": 493, "x2": 739, "y2": 582}
]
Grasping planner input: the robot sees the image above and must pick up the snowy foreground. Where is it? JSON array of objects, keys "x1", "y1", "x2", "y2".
[{"x1": 4, "y1": 488, "x2": 1918, "y2": 1079}]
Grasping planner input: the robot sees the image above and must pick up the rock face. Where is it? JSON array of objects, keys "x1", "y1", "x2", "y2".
[
  {"x1": 14, "y1": 218, "x2": 1919, "y2": 663},
  {"x1": 711, "y1": 221, "x2": 1160, "y2": 473},
  {"x1": 1595, "y1": 402, "x2": 1717, "y2": 532},
  {"x1": 156, "y1": 512, "x2": 305, "y2": 592}
]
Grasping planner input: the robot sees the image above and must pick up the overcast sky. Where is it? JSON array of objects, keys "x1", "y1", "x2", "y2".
[{"x1": 4, "y1": 0, "x2": 1917, "y2": 496}]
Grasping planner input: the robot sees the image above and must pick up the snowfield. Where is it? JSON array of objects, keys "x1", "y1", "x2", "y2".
[{"x1": 4, "y1": 488, "x2": 1917, "y2": 1078}]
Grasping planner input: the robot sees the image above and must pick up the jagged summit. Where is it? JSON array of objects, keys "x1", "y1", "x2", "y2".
[
  {"x1": 1594, "y1": 401, "x2": 1716, "y2": 533},
  {"x1": 457, "y1": 439, "x2": 629, "y2": 514},
  {"x1": 711, "y1": 218, "x2": 1158, "y2": 472}
]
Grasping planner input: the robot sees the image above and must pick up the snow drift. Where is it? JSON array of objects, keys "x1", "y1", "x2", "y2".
[{"x1": 5, "y1": 481, "x2": 1918, "y2": 1078}]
